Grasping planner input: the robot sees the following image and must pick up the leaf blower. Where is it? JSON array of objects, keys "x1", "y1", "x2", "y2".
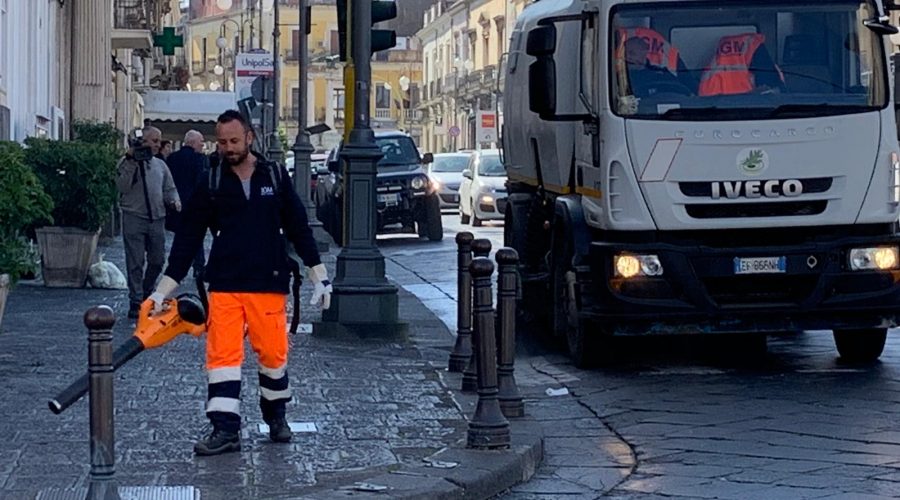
[{"x1": 48, "y1": 294, "x2": 206, "y2": 414}]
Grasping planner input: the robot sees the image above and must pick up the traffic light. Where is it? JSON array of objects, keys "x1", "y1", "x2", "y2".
[{"x1": 336, "y1": 0, "x2": 398, "y2": 62}]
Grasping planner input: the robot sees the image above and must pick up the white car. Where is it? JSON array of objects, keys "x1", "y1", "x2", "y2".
[
  {"x1": 459, "y1": 149, "x2": 507, "y2": 226},
  {"x1": 427, "y1": 152, "x2": 471, "y2": 210}
]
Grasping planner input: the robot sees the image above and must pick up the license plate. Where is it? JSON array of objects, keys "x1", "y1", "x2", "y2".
[
  {"x1": 734, "y1": 256, "x2": 787, "y2": 274},
  {"x1": 378, "y1": 193, "x2": 399, "y2": 206}
]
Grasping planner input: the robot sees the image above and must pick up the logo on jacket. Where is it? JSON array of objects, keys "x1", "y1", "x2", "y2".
[
  {"x1": 737, "y1": 148, "x2": 769, "y2": 175},
  {"x1": 261, "y1": 186, "x2": 275, "y2": 196}
]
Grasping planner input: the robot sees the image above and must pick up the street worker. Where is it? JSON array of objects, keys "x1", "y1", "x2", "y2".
[
  {"x1": 165, "y1": 129, "x2": 209, "y2": 280},
  {"x1": 116, "y1": 126, "x2": 181, "y2": 319},
  {"x1": 147, "y1": 110, "x2": 332, "y2": 456},
  {"x1": 699, "y1": 33, "x2": 784, "y2": 96},
  {"x1": 622, "y1": 37, "x2": 693, "y2": 98}
]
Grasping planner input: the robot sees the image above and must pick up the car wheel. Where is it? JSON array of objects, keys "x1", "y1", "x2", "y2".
[
  {"x1": 424, "y1": 195, "x2": 443, "y2": 241},
  {"x1": 833, "y1": 328, "x2": 887, "y2": 363}
]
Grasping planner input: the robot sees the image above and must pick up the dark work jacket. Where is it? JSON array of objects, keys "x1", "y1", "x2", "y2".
[
  {"x1": 163, "y1": 152, "x2": 322, "y2": 294},
  {"x1": 165, "y1": 146, "x2": 209, "y2": 232}
]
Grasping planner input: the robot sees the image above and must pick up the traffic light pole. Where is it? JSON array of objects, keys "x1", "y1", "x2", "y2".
[
  {"x1": 292, "y1": 0, "x2": 332, "y2": 252},
  {"x1": 314, "y1": 0, "x2": 406, "y2": 339}
]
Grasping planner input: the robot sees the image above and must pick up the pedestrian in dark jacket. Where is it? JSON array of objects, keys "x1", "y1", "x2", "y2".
[
  {"x1": 147, "y1": 110, "x2": 331, "y2": 456},
  {"x1": 165, "y1": 129, "x2": 209, "y2": 278},
  {"x1": 116, "y1": 126, "x2": 181, "y2": 319}
]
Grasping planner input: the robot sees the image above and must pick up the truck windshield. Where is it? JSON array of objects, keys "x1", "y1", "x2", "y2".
[
  {"x1": 610, "y1": 0, "x2": 887, "y2": 120},
  {"x1": 376, "y1": 136, "x2": 421, "y2": 166}
]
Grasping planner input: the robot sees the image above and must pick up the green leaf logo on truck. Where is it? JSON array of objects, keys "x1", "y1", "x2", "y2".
[{"x1": 737, "y1": 148, "x2": 769, "y2": 175}]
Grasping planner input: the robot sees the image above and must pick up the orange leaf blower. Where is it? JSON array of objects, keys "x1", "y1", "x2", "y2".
[{"x1": 48, "y1": 294, "x2": 206, "y2": 414}]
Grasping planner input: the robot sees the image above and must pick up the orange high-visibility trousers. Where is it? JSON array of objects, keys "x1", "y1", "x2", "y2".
[{"x1": 206, "y1": 291, "x2": 288, "y2": 370}]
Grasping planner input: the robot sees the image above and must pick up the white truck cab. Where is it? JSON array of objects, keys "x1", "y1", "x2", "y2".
[{"x1": 502, "y1": 0, "x2": 900, "y2": 365}]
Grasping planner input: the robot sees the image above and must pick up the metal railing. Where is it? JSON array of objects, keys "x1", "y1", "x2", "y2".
[
  {"x1": 114, "y1": 0, "x2": 151, "y2": 30},
  {"x1": 374, "y1": 109, "x2": 392, "y2": 119}
]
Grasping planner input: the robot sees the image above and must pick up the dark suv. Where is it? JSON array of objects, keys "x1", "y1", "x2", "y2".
[{"x1": 316, "y1": 131, "x2": 443, "y2": 245}]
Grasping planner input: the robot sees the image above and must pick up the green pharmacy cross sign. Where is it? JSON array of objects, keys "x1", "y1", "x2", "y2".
[{"x1": 154, "y1": 27, "x2": 183, "y2": 56}]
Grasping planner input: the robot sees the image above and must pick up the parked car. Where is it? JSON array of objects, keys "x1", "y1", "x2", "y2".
[
  {"x1": 285, "y1": 153, "x2": 330, "y2": 198},
  {"x1": 458, "y1": 149, "x2": 507, "y2": 226},
  {"x1": 317, "y1": 131, "x2": 443, "y2": 245},
  {"x1": 427, "y1": 152, "x2": 471, "y2": 210}
]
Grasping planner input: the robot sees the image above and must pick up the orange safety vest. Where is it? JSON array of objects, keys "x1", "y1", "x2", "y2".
[
  {"x1": 699, "y1": 33, "x2": 782, "y2": 96},
  {"x1": 616, "y1": 27, "x2": 680, "y2": 74}
]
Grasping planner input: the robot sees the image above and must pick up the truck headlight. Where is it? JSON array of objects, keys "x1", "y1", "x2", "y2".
[
  {"x1": 614, "y1": 254, "x2": 664, "y2": 278},
  {"x1": 411, "y1": 176, "x2": 428, "y2": 190},
  {"x1": 849, "y1": 247, "x2": 899, "y2": 271}
]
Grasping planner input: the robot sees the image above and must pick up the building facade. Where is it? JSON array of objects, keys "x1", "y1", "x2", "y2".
[{"x1": 416, "y1": 0, "x2": 528, "y2": 152}]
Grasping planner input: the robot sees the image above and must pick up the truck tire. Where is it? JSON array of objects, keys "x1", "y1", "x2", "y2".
[
  {"x1": 550, "y1": 217, "x2": 603, "y2": 368},
  {"x1": 833, "y1": 328, "x2": 887, "y2": 363},
  {"x1": 423, "y1": 194, "x2": 443, "y2": 241}
]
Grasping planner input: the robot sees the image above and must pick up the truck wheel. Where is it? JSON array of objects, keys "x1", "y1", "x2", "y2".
[
  {"x1": 427, "y1": 196, "x2": 443, "y2": 241},
  {"x1": 833, "y1": 328, "x2": 887, "y2": 363},
  {"x1": 551, "y1": 218, "x2": 603, "y2": 368}
]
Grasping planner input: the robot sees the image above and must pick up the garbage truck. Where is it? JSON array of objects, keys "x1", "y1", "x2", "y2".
[{"x1": 501, "y1": 0, "x2": 900, "y2": 366}]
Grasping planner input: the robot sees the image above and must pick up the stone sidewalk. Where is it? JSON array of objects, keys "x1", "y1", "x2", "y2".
[{"x1": 0, "y1": 238, "x2": 541, "y2": 499}]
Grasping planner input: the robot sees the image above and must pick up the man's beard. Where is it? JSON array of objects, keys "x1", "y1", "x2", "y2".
[{"x1": 225, "y1": 147, "x2": 250, "y2": 165}]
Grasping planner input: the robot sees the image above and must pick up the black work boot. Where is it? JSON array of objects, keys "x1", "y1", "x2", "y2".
[
  {"x1": 268, "y1": 417, "x2": 292, "y2": 443},
  {"x1": 194, "y1": 428, "x2": 241, "y2": 456},
  {"x1": 127, "y1": 302, "x2": 140, "y2": 319}
]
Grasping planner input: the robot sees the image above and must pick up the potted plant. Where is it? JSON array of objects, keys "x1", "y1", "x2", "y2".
[
  {"x1": 26, "y1": 121, "x2": 120, "y2": 288},
  {"x1": 0, "y1": 141, "x2": 53, "y2": 328}
]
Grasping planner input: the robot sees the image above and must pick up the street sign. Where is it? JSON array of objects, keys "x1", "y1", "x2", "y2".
[
  {"x1": 449, "y1": 125, "x2": 460, "y2": 138},
  {"x1": 234, "y1": 52, "x2": 274, "y2": 102},
  {"x1": 475, "y1": 111, "x2": 497, "y2": 143}
]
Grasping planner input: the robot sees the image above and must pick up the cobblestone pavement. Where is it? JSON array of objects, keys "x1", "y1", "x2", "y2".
[{"x1": 0, "y1": 236, "x2": 469, "y2": 499}]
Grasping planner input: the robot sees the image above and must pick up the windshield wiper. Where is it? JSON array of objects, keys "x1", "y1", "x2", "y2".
[{"x1": 768, "y1": 103, "x2": 879, "y2": 118}]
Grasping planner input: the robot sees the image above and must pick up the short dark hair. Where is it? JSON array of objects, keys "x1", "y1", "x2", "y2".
[{"x1": 217, "y1": 109, "x2": 251, "y2": 132}]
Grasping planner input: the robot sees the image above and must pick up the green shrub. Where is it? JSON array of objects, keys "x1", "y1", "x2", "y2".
[
  {"x1": 72, "y1": 120, "x2": 124, "y2": 150},
  {"x1": 24, "y1": 138, "x2": 118, "y2": 232},
  {"x1": 0, "y1": 141, "x2": 52, "y2": 282}
]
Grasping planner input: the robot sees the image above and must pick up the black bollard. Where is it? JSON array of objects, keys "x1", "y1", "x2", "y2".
[
  {"x1": 496, "y1": 248, "x2": 525, "y2": 418},
  {"x1": 449, "y1": 232, "x2": 474, "y2": 372},
  {"x1": 467, "y1": 257, "x2": 510, "y2": 449},
  {"x1": 462, "y1": 238, "x2": 492, "y2": 392},
  {"x1": 85, "y1": 306, "x2": 121, "y2": 500}
]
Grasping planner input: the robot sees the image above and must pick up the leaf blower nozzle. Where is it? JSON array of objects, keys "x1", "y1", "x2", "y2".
[{"x1": 48, "y1": 294, "x2": 206, "y2": 414}]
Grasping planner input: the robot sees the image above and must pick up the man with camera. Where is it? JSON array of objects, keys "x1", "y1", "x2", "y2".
[{"x1": 116, "y1": 126, "x2": 181, "y2": 319}]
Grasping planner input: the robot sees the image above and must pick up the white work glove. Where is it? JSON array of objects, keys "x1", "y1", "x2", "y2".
[
  {"x1": 148, "y1": 275, "x2": 179, "y2": 315},
  {"x1": 308, "y1": 264, "x2": 332, "y2": 311}
]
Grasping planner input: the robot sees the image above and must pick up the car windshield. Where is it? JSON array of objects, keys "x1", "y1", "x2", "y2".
[
  {"x1": 376, "y1": 136, "x2": 420, "y2": 166},
  {"x1": 432, "y1": 155, "x2": 470, "y2": 172},
  {"x1": 478, "y1": 155, "x2": 505, "y2": 176},
  {"x1": 610, "y1": 0, "x2": 887, "y2": 120}
]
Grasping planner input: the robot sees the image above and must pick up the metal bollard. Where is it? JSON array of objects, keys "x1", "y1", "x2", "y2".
[
  {"x1": 495, "y1": 248, "x2": 525, "y2": 418},
  {"x1": 462, "y1": 238, "x2": 492, "y2": 392},
  {"x1": 467, "y1": 257, "x2": 510, "y2": 449},
  {"x1": 85, "y1": 306, "x2": 121, "y2": 500},
  {"x1": 449, "y1": 232, "x2": 474, "y2": 373}
]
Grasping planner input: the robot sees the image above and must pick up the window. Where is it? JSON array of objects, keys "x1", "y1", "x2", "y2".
[
  {"x1": 375, "y1": 84, "x2": 391, "y2": 109},
  {"x1": 330, "y1": 30, "x2": 340, "y2": 56},
  {"x1": 333, "y1": 88, "x2": 345, "y2": 121},
  {"x1": 202, "y1": 37, "x2": 208, "y2": 71},
  {"x1": 291, "y1": 30, "x2": 300, "y2": 60},
  {"x1": 291, "y1": 87, "x2": 300, "y2": 119},
  {"x1": 496, "y1": 24, "x2": 505, "y2": 61},
  {"x1": 482, "y1": 34, "x2": 489, "y2": 66},
  {"x1": 408, "y1": 83, "x2": 420, "y2": 108}
]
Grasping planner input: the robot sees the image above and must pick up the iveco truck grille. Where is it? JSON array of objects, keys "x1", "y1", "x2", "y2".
[
  {"x1": 679, "y1": 177, "x2": 833, "y2": 197},
  {"x1": 702, "y1": 275, "x2": 818, "y2": 306},
  {"x1": 686, "y1": 200, "x2": 827, "y2": 218}
]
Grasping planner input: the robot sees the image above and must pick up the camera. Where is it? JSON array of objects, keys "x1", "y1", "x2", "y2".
[{"x1": 129, "y1": 129, "x2": 153, "y2": 162}]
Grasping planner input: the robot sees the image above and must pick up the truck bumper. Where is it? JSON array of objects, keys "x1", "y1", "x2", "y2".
[{"x1": 582, "y1": 230, "x2": 900, "y2": 335}]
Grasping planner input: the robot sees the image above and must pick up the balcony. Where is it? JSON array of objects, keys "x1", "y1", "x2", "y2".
[
  {"x1": 404, "y1": 109, "x2": 423, "y2": 122},
  {"x1": 374, "y1": 109, "x2": 392, "y2": 120},
  {"x1": 112, "y1": 0, "x2": 153, "y2": 50}
]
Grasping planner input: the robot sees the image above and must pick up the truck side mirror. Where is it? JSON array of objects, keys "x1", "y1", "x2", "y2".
[
  {"x1": 462, "y1": 169, "x2": 473, "y2": 179},
  {"x1": 526, "y1": 25, "x2": 558, "y2": 118},
  {"x1": 422, "y1": 152, "x2": 434, "y2": 164}
]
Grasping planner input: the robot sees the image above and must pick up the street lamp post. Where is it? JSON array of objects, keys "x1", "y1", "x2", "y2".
[
  {"x1": 292, "y1": 0, "x2": 332, "y2": 252},
  {"x1": 267, "y1": 0, "x2": 284, "y2": 162},
  {"x1": 314, "y1": 0, "x2": 406, "y2": 339}
]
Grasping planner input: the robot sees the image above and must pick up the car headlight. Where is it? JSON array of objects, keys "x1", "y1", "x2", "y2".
[
  {"x1": 614, "y1": 254, "x2": 664, "y2": 278},
  {"x1": 849, "y1": 247, "x2": 899, "y2": 271},
  {"x1": 411, "y1": 176, "x2": 428, "y2": 190}
]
